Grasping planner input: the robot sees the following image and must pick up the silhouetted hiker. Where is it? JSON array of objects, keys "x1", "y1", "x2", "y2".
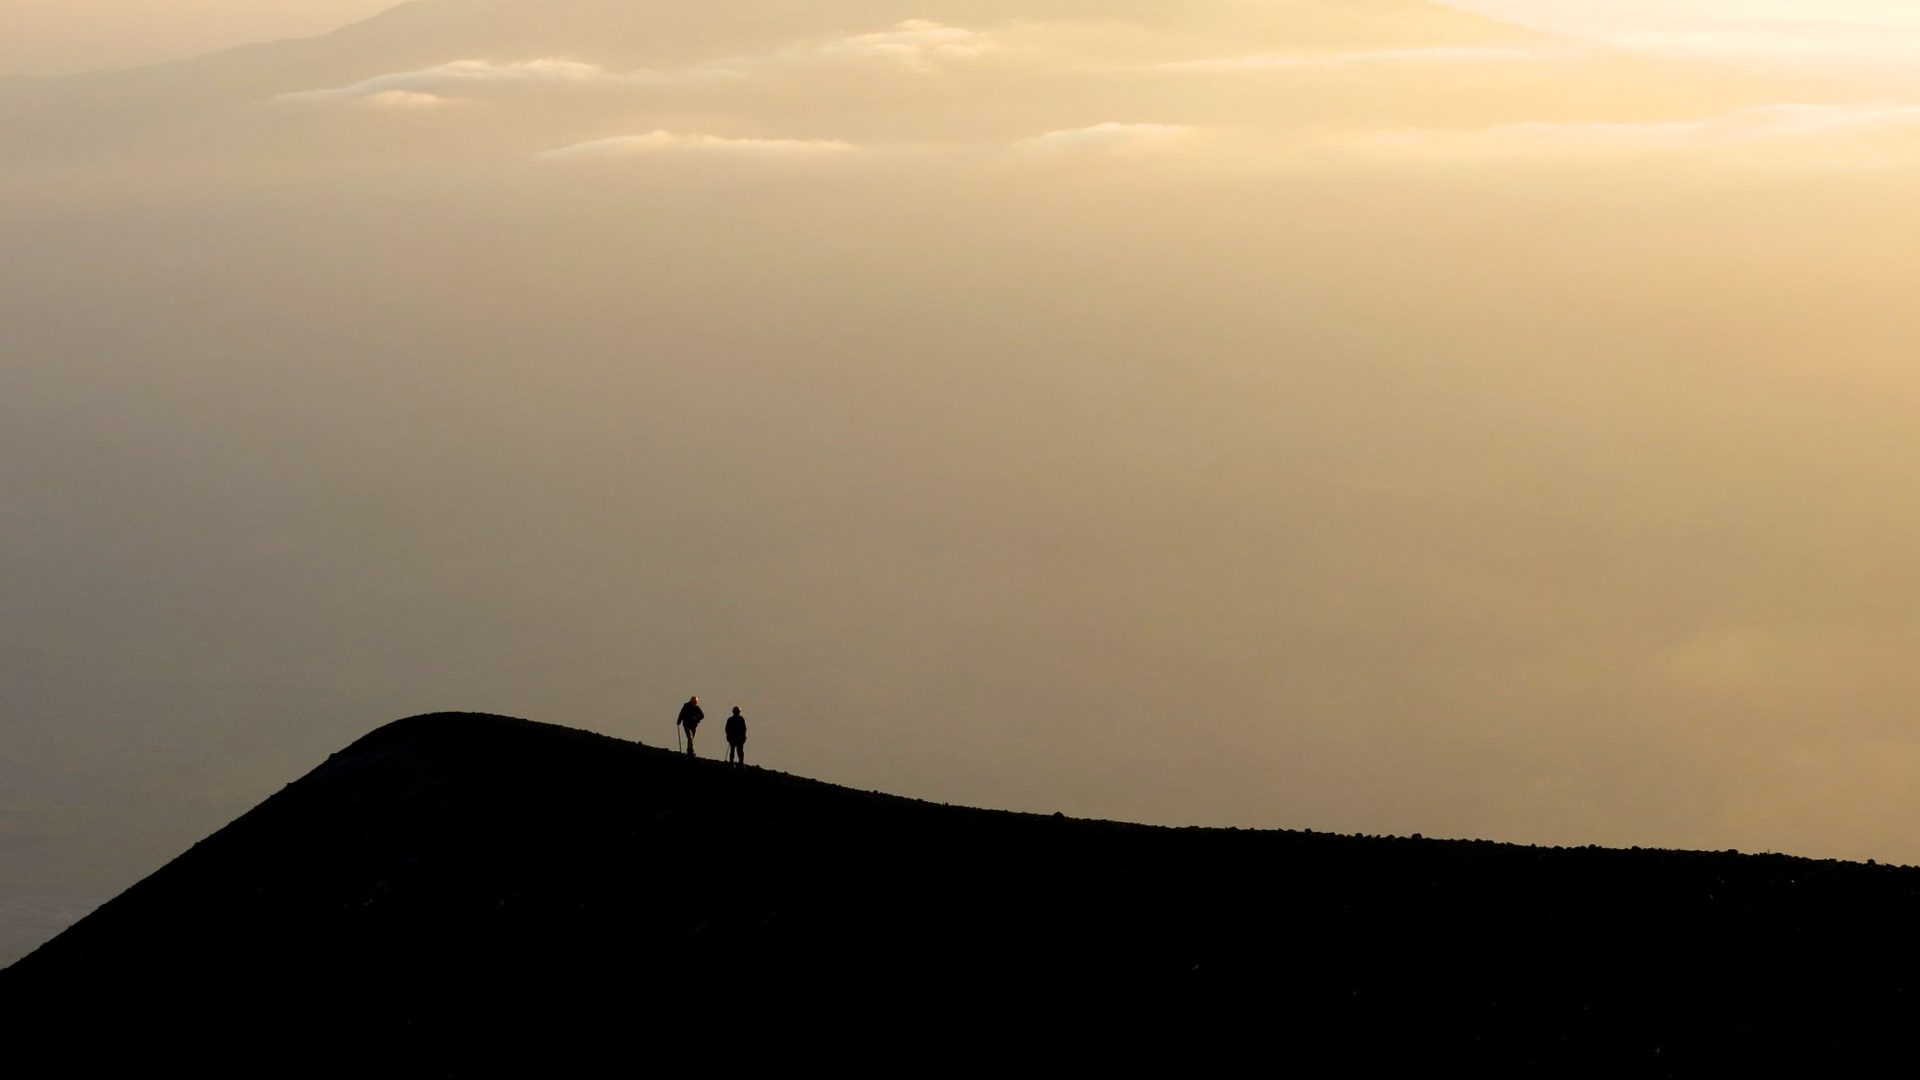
[
  {"x1": 725, "y1": 706, "x2": 747, "y2": 767},
  {"x1": 677, "y1": 695, "x2": 704, "y2": 756}
]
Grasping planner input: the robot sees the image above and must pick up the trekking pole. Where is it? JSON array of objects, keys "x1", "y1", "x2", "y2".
[{"x1": 675, "y1": 721, "x2": 683, "y2": 754}]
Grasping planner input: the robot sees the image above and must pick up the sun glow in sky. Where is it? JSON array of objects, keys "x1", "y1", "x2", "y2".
[{"x1": 1453, "y1": 0, "x2": 1920, "y2": 66}]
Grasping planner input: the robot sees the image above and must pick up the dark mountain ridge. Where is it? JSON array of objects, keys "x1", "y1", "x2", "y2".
[{"x1": 7, "y1": 712, "x2": 1920, "y2": 1075}]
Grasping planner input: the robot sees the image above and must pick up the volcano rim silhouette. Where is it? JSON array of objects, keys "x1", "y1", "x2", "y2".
[{"x1": 6, "y1": 711, "x2": 1918, "y2": 1073}]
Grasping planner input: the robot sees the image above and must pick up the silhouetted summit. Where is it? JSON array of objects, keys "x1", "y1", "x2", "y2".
[{"x1": 8, "y1": 712, "x2": 1920, "y2": 1075}]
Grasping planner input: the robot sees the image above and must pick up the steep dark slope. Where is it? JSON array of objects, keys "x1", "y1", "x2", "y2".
[{"x1": 7, "y1": 713, "x2": 1920, "y2": 1075}]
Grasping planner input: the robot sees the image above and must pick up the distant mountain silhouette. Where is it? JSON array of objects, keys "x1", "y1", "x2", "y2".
[
  {"x1": 0, "y1": 0, "x2": 1552, "y2": 160},
  {"x1": 6, "y1": 0, "x2": 1536, "y2": 100},
  {"x1": 7, "y1": 712, "x2": 1920, "y2": 1075}
]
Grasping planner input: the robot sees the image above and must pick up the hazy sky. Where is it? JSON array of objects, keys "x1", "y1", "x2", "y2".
[
  {"x1": 9, "y1": 0, "x2": 1920, "y2": 965},
  {"x1": 0, "y1": 1, "x2": 394, "y2": 75},
  {"x1": 8, "y1": 2, "x2": 1920, "y2": 74}
]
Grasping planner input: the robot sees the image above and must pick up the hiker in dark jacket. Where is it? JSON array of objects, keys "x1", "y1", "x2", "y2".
[
  {"x1": 725, "y1": 706, "x2": 747, "y2": 767},
  {"x1": 677, "y1": 695, "x2": 704, "y2": 756}
]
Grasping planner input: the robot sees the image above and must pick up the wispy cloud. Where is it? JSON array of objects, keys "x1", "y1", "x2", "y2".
[
  {"x1": 787, "y1": 20, "x2": 1002, "y2": 72},
  {"x1": 277, "y1": 59, "x2": 738, "y2": 103},
  {"x1": 282, "y1": 21, "x2": 1001, "y2": 106},
  {"x1": 538, "y1": 130, "x2": 860, "y2": 161},
  {"x1": 360, "y1": 90, "x2": 460, "y2": 110},
  {"x1": 1015, "y1": 122, "x2": 1197, "y2": 155},
  {"x1": 1156, "y1": 46, "x2": 1561, "y2": 73}
]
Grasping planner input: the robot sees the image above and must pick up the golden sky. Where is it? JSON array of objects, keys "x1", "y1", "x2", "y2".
[
  {"x1": 8, "y1": 0, "x2": 1920, "y2": 961},
  {"x1": 9, "y1": 2, "x2": 1920, "y2": 74},
  {"x1": 0, "y1": 1, "x2": 394, "y2": 74}
]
